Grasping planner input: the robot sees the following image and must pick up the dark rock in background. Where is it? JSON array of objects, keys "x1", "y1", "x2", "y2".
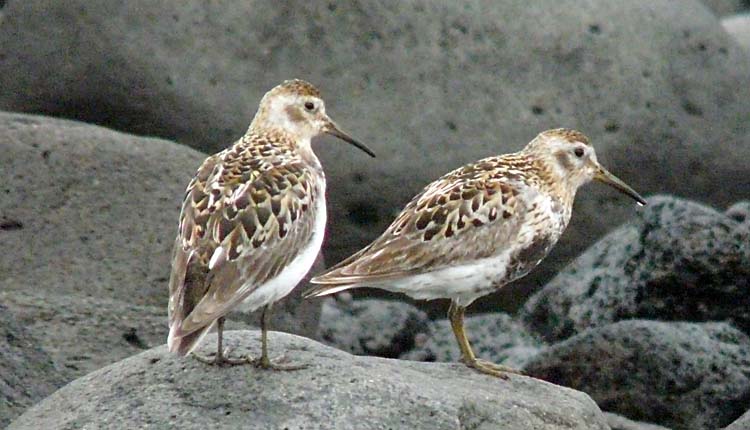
[
  {"x1": 725, "y1": 410, "x2": 750, "y2": 430},
  {"x1": 401, "y1": 312, "x2": 542, "y2": 370},
  {"x1": 316, "y1": 294, "x2": 430, "y2": 358},
  {"x1": 7, "y1": 331, "x2": 611, "y2": 430},
  {"x1": 0, "y1": 112, "x2": 321, "y2": 377},
  {"x1": 525, "y1": 320, "x2": 750, "y2": 430},
  {"x1": 2, "y1": 1, "x2": 750, "y2": 312},
  {"x1": 724, "y1": 14, "x2": 750, "y2": 51},
  {"x1": 0, "y1": 304, "x2": 69, "y2": 428},
  {"x1": 523, "y1": 195, "x2": 750, "y2": 342}
]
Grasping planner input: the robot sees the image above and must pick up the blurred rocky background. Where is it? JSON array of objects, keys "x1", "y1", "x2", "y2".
[{"x1": 1, "y1": 0, "x2": 749, "y2": 429}]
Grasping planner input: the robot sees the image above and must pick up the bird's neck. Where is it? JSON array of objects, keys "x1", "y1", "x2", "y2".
[{"x1": 528, "y1": 155, "x2": 578, "y2": 211}]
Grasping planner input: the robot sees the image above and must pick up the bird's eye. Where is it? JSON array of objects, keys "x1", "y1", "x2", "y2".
[
  {"x1": 574, "y1": 147, "x2": 585, "y2": 158},
  {"x1": 304, "y1": 102, "x2": 315, "y2": 111}
]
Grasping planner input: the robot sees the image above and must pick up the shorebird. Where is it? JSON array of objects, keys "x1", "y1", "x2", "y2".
[
  {"x1": 167, "y1": 79, "x2": 374, "y2": 369},
  {"x1": 305, "y1": 128, "x2": 645, "y2": 378}
]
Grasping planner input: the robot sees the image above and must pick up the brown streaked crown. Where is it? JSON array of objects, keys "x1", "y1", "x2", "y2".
[
  {"x1": 541, "y1": 128, "x2": 590, "y2": 145},
  {"x1": 275, "y1": 79, "x2": 322, "y2": 98}
]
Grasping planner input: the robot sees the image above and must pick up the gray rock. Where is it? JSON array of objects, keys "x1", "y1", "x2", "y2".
[
  {"x1": 0, "y1": 111, "x2": 320, "y2": 374},
  {"x1": 726, "y1": 200, "x2": 750, "y2": 224},
  {"x1": 723, "y1": 13, "x2": 750, "y2": 51},
  {"x1": 523, "y1": 195, "x2": 750, "y2": 342},
  {"x1": 524, "y1": 320, "x2": 750, "y2": 430},
  {"x1": 401, "y1": 312, "x2": 543, "y2": 370},
  {"x1": 702, "y1": 0, "x2": 750, "y2": 16},
  {"x1": 725, "y1": 410, "x2": 750, "y2": 430},
  {"x1": 316, "y1": 295, "x2": 430, "y2": 358},
  {"x1": 2, "y1": 1, "x2": 750, "y2": 305},
  {"x1": 8, "y1": 330, "x2": 610, "y2": 430},
  {"x1": 0, "y1": 304, "x2": 69, "y2": 428},
  {"x1": 604, "y1": 413, "x2": 673, "y2": 430}
]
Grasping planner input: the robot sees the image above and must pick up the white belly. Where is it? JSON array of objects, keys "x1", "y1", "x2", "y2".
[
  {"x1": 237, "y1": 184, "x2": 327, "y2": 312},
  {"x1": 370, "y1": 190, "x2": 568, "y2": 307}
]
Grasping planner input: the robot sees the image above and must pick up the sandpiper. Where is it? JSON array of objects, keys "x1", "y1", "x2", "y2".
[
  {"x1": 305, "y1": 128, "x2": 644, "y2": 378},
  {"x1": 168, "y1": 79, "x2": 374, "y2": 369}
]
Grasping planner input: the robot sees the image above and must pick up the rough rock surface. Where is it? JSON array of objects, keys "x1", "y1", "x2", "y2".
[
  {"x1": 725, "y1": 410, "x2": 750, "y2": 430},
  {"x1": 316, "y1": 295, "x2": 430, "y2": 358},
  {"x1": 523, "y1": 195, "x2": 750, "y2": 342},
  {"x1": 402, "y1": 312, "x2": 543, "y2": 370},
  {"x1": 2, "y1": 1, "x2": 750, "y2": 307},
  {"x1": 8, "y1": 331, "x2": 610, "y2": 430},
  {"x1": 723, "y1": 13, "x2": 750, "y2": 51},
  {"x1": 0, "y1": 305, "x2": 69, "y2": 428},
  {"x1": 0, "y1": 112, "x2": 321, "y2": 374},
  {"x1": 702, "y1": 0, "x2": 750, "y2": 16},
  {"x1": 604, "y1": 413, "x2": 673, "y2": 430},
  {"x1": 525, "y1": 320, "x2": 750, "y2": 430}
]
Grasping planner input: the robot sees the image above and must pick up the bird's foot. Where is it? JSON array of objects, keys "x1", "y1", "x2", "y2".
[
  {"x1": 250, "y1": 354, "x2": 308, "y2": 371},
  {"x1": 462, "y1": 358, "x2": 524, "y2": 379},
  {"x1": 192, "y1": 348, "x2": 251, "y2": 366}
]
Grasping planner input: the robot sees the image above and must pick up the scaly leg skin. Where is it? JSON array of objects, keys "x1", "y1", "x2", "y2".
[
  {"x1": 193, "y1": 317, "x2": 250, "y2": 366},
  {"x1": 448, "y1": 301, "x2": 524, "y2": 379},
  {"x1": 250, "y1": 304, "x2": 307, "y2": 371}
]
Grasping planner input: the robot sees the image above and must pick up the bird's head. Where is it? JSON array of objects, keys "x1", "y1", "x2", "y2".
[
  {"x1": 525, "y1": 128, "x2": 645, "y2": 205},
  {"x1": 250, "y1": 79, "x2": 374, "y2": 157}
]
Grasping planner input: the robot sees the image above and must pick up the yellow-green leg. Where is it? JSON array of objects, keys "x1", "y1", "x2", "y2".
[
  {"x1": 447, "y1": 300, "x2": 524, "y2": 379},
  {"x1": 193, "y1": 317, "x2": 249, "y2": 366},
  {"x1": 252, "y1": 304, "x2": 307, "y2": 371}
]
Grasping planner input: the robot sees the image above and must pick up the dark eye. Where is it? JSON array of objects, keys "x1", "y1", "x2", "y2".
[
  {"x1": 304, "y1": 101, "x2": 315, "y2": 111},
  {"x1": 574, "y1": 147, "x2": 585, "y2": 158}
]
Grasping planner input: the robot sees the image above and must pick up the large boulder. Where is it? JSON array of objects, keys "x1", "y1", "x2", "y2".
[
  {"x1": 0, "y1": 112, "x2": 321, "y2": 376},
  {"x1": 8, "y1": 330, "x2": 610, "y2": 430},
  {"x1": 723, "y1": 13, "x2": 750, "y2": 51},
  {"x1": 524, "y1": 320, "x2": 750, "y2": 430},
  {"x1": 2, "y1": 1, "x2": 750, "y2": 307},
  {"x1": 522, "y1": 195, "x2": 750, "y2": 342},
  {"x1": 0, "y1": 305, "x2": 69, "y2": 428}
]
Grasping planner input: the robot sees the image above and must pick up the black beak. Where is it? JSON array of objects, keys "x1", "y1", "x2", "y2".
[
  {"x1": 323, "y1": 119, "x2": 376, "y2": 158},
  {"x1": 594, "y1": 164, "x2": 647, "y2": 206}
]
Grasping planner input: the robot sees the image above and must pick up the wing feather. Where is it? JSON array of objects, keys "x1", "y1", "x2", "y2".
[
  {"x1": 311, "y1": 156, "x2": 531, "y2": 286},
  {"x1": 168, "y1": 137, "x2": 320, "y2": 340}
]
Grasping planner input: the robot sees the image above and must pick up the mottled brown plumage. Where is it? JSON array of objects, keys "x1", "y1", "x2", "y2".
[
  {"x1": 168, "y1": 79, "x2": 373, "y2": 368},
  {"x1": 306, "y1": 128, "x2": 644, "y2": 378}
]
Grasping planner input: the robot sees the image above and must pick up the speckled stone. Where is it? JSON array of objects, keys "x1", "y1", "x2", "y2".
[
  {"x1": 525, "y1": 320, "x2": 750, "y2": 430},
  {"x1": 523, "y1": 195, "x2": 750, "y2": 342}
]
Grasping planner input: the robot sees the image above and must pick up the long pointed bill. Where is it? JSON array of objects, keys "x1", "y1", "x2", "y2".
[
  {"x1": 594, "y1": 165, "x2": 647, "y2": 206},
  {"x1": 323, "y1": 119, "x2": 376, "y2": 158}
]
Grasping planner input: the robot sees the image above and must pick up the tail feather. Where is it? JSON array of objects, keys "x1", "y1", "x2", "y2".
[
  {"x1": 302, "y1": 283, "x2": 357, "y2": 298},
  {"x1": 168, "y1": 320, "x2": 216, "y2": 356}
]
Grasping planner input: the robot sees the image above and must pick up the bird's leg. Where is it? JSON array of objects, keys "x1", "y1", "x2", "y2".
[
  {"x1": 193, "y1": 317, "x2": 249, "y2": 366},
  {"x1": 252, "y1": 304, "x2": 307, "y2": 371},
  {"x1": 448, "y1": 300, "x2": 523, "y2": 379}
]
